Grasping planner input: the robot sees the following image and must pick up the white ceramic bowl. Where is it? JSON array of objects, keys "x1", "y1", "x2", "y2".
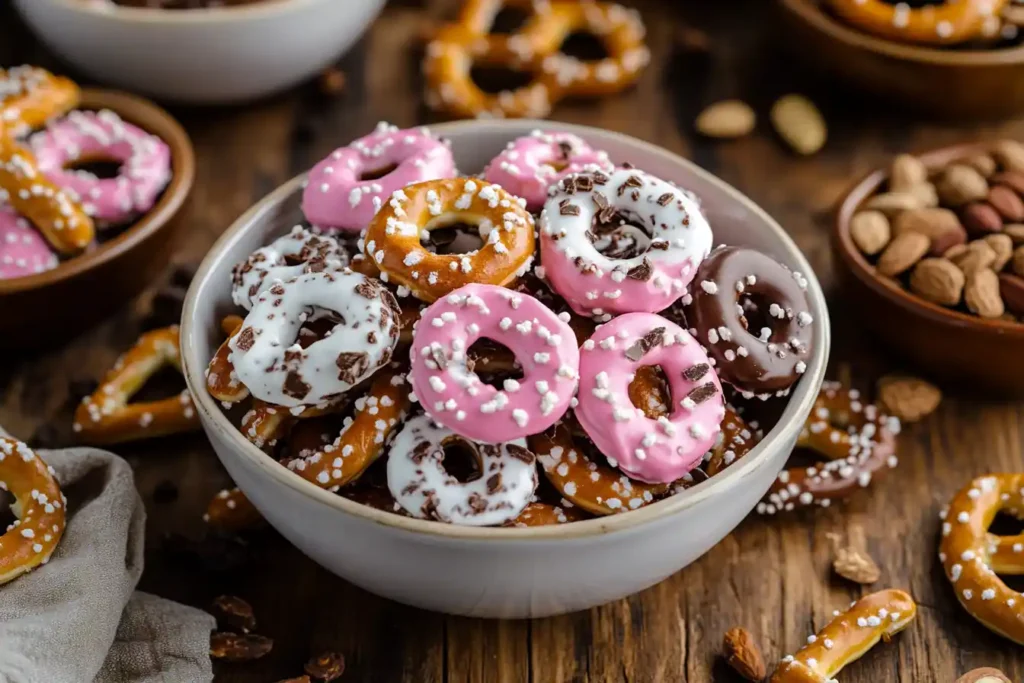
[
  {"x1": 13, "y1": 0, "x2": 385, "y2": 104},
  {"x1": 180, "y1": 120, "x2": 831, "y2": 618}
]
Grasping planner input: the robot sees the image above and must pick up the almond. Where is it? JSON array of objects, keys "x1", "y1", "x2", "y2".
[
  {"x1": 998, "y1": 272, "x2": 1024, "y2": 315},
  {"x1": 877, "y1": 375, "x2": 942, "y2": 422},
  {"x1": 944, "y1": 243, "x2": 969, "y2": 260},
  {"x1": 876, "y1": 232, "x2": 929, "y2": 276},
  {"x1": 937, "y1": 165, "x2": 989, "y2": 206},
  {"x1": 695, "y1": 100, "x2": 756, "y2": 139},
  {"x1": 909, "y1": 258, "x2": 965, "y2": 306},
  {"x1": 863, "y1": 191, "x2": 921, "y2": 215},
  {"x1": 962, "y1": 202, "x2": 1003, "y2": 236},
  {"x1": 958, "y1": 152, "x2": 997, "y2": 178},
  {"x1": 906, "y1": 182, "x2": 939, "y2": 208},
  {"x1": 983, "y1": 233, "x2": 1014, "y2": 271},
  {"x1": 953, "y1": 240, "x2": 998, "y2": 275},
  {"x1": 890, "y1": 154, "x2": 927, "y2": 191},
  {"x1": 955, "y1": 667, "x2": 1011, "y2": 683},
  {"x1": 1014, "y1": 245, "x2": 1024, "y2": 276},
  {"x1": 723, "y1": 627, "x2": 767, "y2": 682},
  {"x1": 850, "y1": 210, "x2": 890, "y2": 255},
  {"x1": 991, "y1": 171, "x2": 1024, "y2": 196},
  {"x1": 832, "y1": 545, "x2": 882, "y2": 584},
  {"x1": 987, "y1": 185, "x2": 1024, "y2": 221},
  {"x1": 965, "y1": 269, "x2": 1005, "y2": 318},
  {"x1": 770, "y1": 94, "x2": 826, "y2": 155},
  {"x1": 892, "y1": 208, "x2": 966, "y2": 255},
  {"x1": 993, "y1": 139, "x2": 1024, "y2": 173}
]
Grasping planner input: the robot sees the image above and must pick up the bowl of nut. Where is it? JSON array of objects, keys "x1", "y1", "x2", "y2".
[
  {"x1": 181, "y1": 119, "x2": 831, "y2": 618},
  {"x1": 834, "y1": 140, "x2": 1024, "y2": 395}
]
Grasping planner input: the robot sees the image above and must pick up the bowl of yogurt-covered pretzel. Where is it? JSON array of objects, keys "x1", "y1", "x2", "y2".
[{"x1": 181, "y1": 119, "x2": 831, "y2": 618}]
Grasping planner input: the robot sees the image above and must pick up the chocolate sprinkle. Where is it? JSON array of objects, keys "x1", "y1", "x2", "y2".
[
  {"x1": 486, "y1": 473, "x2": 502, "y2": 494},
  {"x1": 687, "y1": 382, "x2": 718, "y2": 404},
  {"x1": 283, "y1": 371, "x2": 311, "y2": 400},
  {"x1": 235, "y1": 327, "x2": 256, "y2": 351},
  {"x1": 626, "y1": 259, "x2": 652, "y2": 281},
  {"x1": 335, "y1": 351, "x2": 370, "y2": 384},
  {"x1": 560, "y1": 203, "x2": 581, "y2": 216},
  {"x1": 682, "y1": 363, "x2": 710, "y2": 381},
  {"x1": 506, "y1": 444, "x2": 535, "y2": 464}
]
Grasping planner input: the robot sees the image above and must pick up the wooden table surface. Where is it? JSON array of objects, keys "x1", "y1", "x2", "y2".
[{"x1": 3, "y1": 1, "x2": 1024, "y2": 681}]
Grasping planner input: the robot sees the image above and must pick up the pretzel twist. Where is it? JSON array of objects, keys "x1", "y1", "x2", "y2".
[
  {"x1": 0, "y1": 66, "x2": 80, "y2": 137},
  {"x1": 0, "y1": 125, "x2": 94, "y2": 254},
  {"x1": 0, "y1": 438, "x2": 66, "y2": 585},
  {"x1": 758, "y1": 381, "x2": 900, "y2": 514},
  {"x1": 704, "y1": 407, "x2": 761, "y2": 477},
  {"x1": 423, "y1": 0, "x2": 648, "y2": 119},
  {"x1": 770, "y1": 589, "x2": 917, "y2": 683},
  {"x1": 206, "y1": 315, "x2": 250, "y2": 404},
  {"x1": 940, "y1": 474, "x2": 1024, "y2": 645},
  {"x1": 505, "y1": 501, "x2": 588, "y2": 527},
  {"x1": 73, "y1": 326, "x2": 200, "y2": 445},
  {"x1": 825, "y1": 0, "x2": 1008, "y2": 46}
]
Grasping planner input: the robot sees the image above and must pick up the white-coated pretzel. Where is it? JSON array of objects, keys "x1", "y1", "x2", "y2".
[{"x1": 769, "y1": 589, "x2": 917, "y2": 683}]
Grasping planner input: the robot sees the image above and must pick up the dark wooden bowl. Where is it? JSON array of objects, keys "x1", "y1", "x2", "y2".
[
  {"x1": 834, "y1": 142, "x2": 1024, "y2": 397},
  {"x1": 778, "y1": 0, "x2": 1024, "y2": 119},
  {"x1": 0, "y1": 89, "x2": 194, "y2": 350}
]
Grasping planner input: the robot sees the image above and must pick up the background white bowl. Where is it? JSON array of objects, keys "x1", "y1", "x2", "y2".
[
  {"x1": 13, "y1": 0, "x2": 385, "y2": 104},
  {"x1": 180, "y1": 120, "x2": 831, "y2": 618}
]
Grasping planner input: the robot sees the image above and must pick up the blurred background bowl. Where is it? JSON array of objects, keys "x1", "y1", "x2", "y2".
[
  {"x1": 777, "y1": 0, "x2": 1024, "y2": 119},
  {"x1": 0, "y1": 88, "x2": 194, "y2": 350},
  {"x1": 833, "y1": 142, "x2": 1024, "y2": 396},
  {"x1": 12, "y1": 0, "x2": 386, "y2": 104}
]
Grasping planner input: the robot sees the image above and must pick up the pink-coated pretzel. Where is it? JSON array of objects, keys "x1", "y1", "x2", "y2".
[
  {"x1": 301, "y1": 122, "x2": 456, "y2": 233},
  {"x1": 408, "y1": 283, "x2": 580, "y2": 443},
  {"x1": 939, "y1": 474, "x2": 1024, "y2": 645},
  {"x1": 757, "y1": 381, "x2": 900, "y2": 515},
  {"x1": 30, "y1": 109, "x2": 171, "y2": 227},
  {"x1": 0, "y1": 202, "x2": 58, "y2": 279},
  {"x1": 539, "y1": 167, "x2": 713, "y2": 317},
  {"x1": 575, "y1": 312, "x2": 725, "y2": 484},
  {"x1": 482, "y1": 130, "x2": 613, "y2": 211}
]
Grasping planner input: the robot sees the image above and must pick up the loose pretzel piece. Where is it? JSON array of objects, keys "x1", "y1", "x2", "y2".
[
  {"x1": 73, "y1": 326, "x2": 200, "y2": 445},
  {"x1": 769, "y1": 589, "x2": 917, "y2": 683},
  {"x1": 0, "y1": 438, "x2": 66, "y2": 585},
  {"x1": 0, "y1": 66, "x2": 80, "y2": 136},
  {"x1": 826, "y1": 0, "x2": 1008, "y2": 46},
  {"x1": 285, "y1": 367, "x2": 410, "y2": 491},
  {"x1": 757, "y1": 381, "x2": 900, "y2": 515},
  {"x1": 207, "y1": 316, "x2": 250, "y2": 404},
  {"x1": 530, "y1": 422, "x2": 668, "y2": 515},
  {"x1": 939, "y1": 474, "x2": 1024, "y2": 645},
  {"x1": 0, "y1": 126, "x2": 94, "y2": 254},
  {"x1": 204, "y1": 487, "x2": 263, "y2": 533}
]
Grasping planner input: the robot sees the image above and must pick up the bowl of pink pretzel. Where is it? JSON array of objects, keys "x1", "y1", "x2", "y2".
[{"x1": 181, "y1": 119, "x2": 832, "y2": 618}]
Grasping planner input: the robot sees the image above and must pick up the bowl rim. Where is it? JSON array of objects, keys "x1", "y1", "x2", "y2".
[
  {"x1": 779, "y1": 0, "x2": 1024, "y2": 66},
  {"x1": 180, "y1": 119, "x2": 832, "y2": 541},
  {"x1": 0, "y1": 88, "x2": 195, "y2": 295},
  {"x1": 23, "y1": 0, "x2": 332, "y2": 23},
  {"x1": 834, "y1": 140, "x2": 1024, "y2": 338}
]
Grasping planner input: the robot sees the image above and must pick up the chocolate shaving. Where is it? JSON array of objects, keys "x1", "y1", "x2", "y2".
[
  {"x1": 486, "y1": 473, "x2": 502, "y2": 494},
  {"x1": 592, "y1": 171, "x2": 609, "y2": 185},
  {"x1": 575, "y1": 175, "x2": 594, "y2": 192},
  {"x1": 468, "y1": 493, "x2": 488, "y2": 513},
  {"x1": 593, "y1": 192, "x2": 609, "y2": 210},
  {"x1": 429, "y1": 345, "x2": 449, "y2": 370},
  {"x1": 657, "y1": 193, "x2": 673, "y2": 206},
  {"x1": 354, "y1": 279, "x2": 381, "y2": 299},
  {"x1": 624, "y1": 175, "x2": 643, "y2": 188},
  {"x1": 682, "y1": 363, "x2": 710, "y2": 381},
  {"x1": 283, "y1": 371, "x2": 311, "y2": 400},
  {"x1": 557, "y1": 140, "x2": 573, "y2": 158},
  {"x1": 411, "y1": 442, "x2": 432, "y2": 464},
  {"x1": 506, "y1": 444, "x2": 535, "y2": 464},
  {"x1": 562, "y1": 177, "x2": 577, "y2": 194},
  {"x1": 269, "y1": 283, "x2": 286, "y2": 296},
  {"x1": 626, "y1": 259, "x2": 652, "y2": 281},
  {"x1": 367, "y1": 331, "x2": 377, "y2": 345},
  {"x1": 624, "y1": 326, "x2": 666, "y2": 361},
  {"x1": 335, "y1": 351, "x2": 370, "y2": 384},
  {"x1": 687, "y1": 382, "x2": 718, "y2": 404},
  {"x1": 235, "y1": 327, "x2": 256, "y2": 351},
  {"x1": 560, "y1": 203, "x2": 581, "y2": 216}
]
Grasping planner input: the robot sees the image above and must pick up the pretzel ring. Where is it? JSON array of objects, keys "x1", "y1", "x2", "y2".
[
  {"x1": 29, "y1": 109, "x2": 171, "y2": 227},
  {"x1": 363, "y1": 178, "x2": 535, "y2": 303},
  {"x1": 230, "y1": 226, "x2": 348, "y2": 310},
  {"x1": 0, "y1": 438, "x2": 66, "y2": 585},
  {"x1": 409, "y1": 284, "x2": 580, "y2": 443},
  {"x1": 530, "y1": 421, "x2": 668, "y2": 515},
  {"x1": 939, "y1": 474, "x2": 1024, "y2": 645},
  {"x1": 73, "y1": 326, "x2": 200, "y2": 445},
  {"x1": 576, "y1": 313, "x2": 725, "y2": 484},
  {"x1": 0, "y1": 66, "x2": 80, "y2": 137},
  {"x1": 825, "y1": 0, "x2": 1007, "y2": 46},
  {"x1": 228, "y1": 270, "x2": 400, "y2": 407},
  {"x1": 769, "y1": 589, "x2": 917, "y2": 682},
  {"x1": 682, "y1": 246, "x2": 815, "y2": 394},
  {"x1": 539, "y1": 168, "x2": 712, "y2": 317},
  {"x1": 286, "y1": 367, "x2": 409, "y2": 490},
  {"x1": 206, "y1": 315, "x2": 250, "y2": 405},
  {"x1": 0, "y1": 126, "x2": 94, "y2": 254},
  {"x1": 757, "y1": 381, "x2": 900, "y2": 515},
  {"x1": 387, "y1": 413, "x2": 538, "y2": 525},
  {"x1": 505, "y1": 501, "x2": 588, "y2": 527},
  {"x1": 239, "y1": 400, "x2": 296, "y2": 452},
  {"x1": 302, "y1": 122, "x2": 456, "y2": 233},
  {"x1": 482, "y1": 130, "x2": 614, "y2": 211},
  {"x1": 0, "y1": 203, "x2": 58, "y2": 279}
]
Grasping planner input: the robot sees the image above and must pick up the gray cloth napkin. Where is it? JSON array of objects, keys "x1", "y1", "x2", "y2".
[{"x1": 0, "y1": 432, "x2": 215, "y2": 683}]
